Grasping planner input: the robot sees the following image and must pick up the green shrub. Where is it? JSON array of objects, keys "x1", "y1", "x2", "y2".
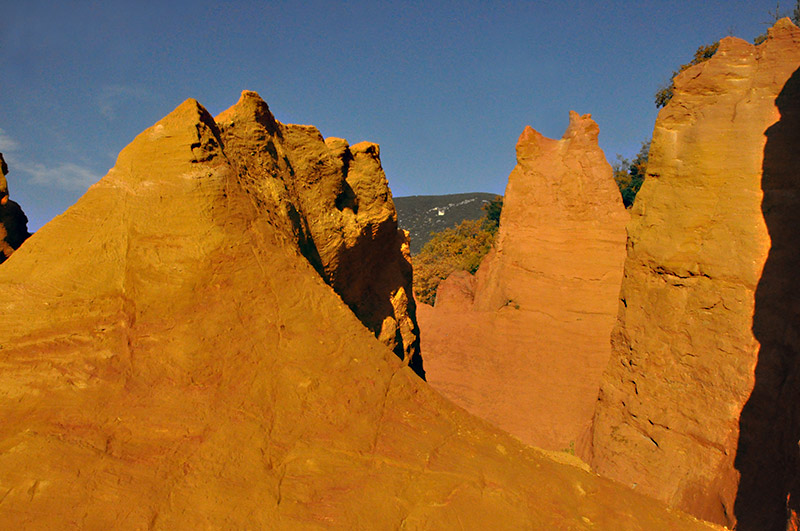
[
  {"x1": 413, "y1": 199, "x2": 502, "y2": 305},
  {"x1": 654, "y1": 42, "x2": 719, "y2": 108},
  {"x1": 613, "y1": 141, "x2": 650, "y2": 208}
]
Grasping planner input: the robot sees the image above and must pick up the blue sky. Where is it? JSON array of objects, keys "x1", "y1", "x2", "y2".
[{"x1": 0, "y1": 0, "x2": 789, "y2": 230}]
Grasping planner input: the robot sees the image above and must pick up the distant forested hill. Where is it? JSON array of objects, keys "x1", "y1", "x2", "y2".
[{"x1": 394, "y1": 192, "x2": 499, "y2": 254}]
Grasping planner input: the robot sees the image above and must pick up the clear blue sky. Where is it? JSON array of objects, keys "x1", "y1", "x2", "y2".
[{"x1": 0, "y1": 0, "x2": 788, "y2": 230}]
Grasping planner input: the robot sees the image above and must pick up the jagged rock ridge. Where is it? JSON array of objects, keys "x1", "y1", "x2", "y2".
[
  {"x1": 589, "y1": 19, "x2": 800, "y2": 530},
  {"x1": 0, "y1": 94, "x2": 718, "y2": 529},
  {"x1": 216, "y1": 91, "x2": 422, "y2": 375},
  {"x1": 0, "y1": 153, "x2": 30, "y2": 263},
  {"x1": 419, "y1": 112, "x2": 628, "y2": 455}
]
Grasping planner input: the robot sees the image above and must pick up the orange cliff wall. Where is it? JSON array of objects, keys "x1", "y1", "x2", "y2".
[{"x1": 589, "y1": 19, "x2": 800, "y2": 530}]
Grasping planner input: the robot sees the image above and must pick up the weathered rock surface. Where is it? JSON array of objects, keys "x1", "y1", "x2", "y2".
[
  {"x1": 419, "y1": 112, "x2": 628, "y2": 455},
  {"x1": 589, "y1": 19, "x2": 800, "y2": 530},
  {"x1": 0, "y1": 96, "x2": 717, "y2": 529},
  {"x1": 0, "y1": 153, "x2": 31, "y2": 263},
  {"x1": 215, "y1": 91, "x2": 422, "y2": 376}
]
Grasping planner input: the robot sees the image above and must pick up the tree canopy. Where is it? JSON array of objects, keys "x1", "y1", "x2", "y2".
[
  {"x1": 613, "y1": 141, "x2": 650, "y2": 208},
  {"x1": 413, "y1": 196, "x2": 503, "y2": 305}
]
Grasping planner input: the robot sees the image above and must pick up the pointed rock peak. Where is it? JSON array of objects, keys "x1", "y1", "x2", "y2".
[
  {"x1": 771, "y1": 16, "x2": 800, "y2": 36},
  {"x1": 216, "y1": 90, "x2": 278, "y2": 134},
  {"x1": 161, "y1": 98, "x2": 218, "y2": 132},
  {"x1": 351, "y1": 141, "x2": 379, "y2": 157},
  {"x1": 324, "y1": 136, "x2": 349, "y2": 152},
  {"x1": 563, "y1": 111, "x2": 599, "y2": 143},
  {"x1": 516, "y1": 126, "x2": 553, "y2": 161},
  {"x1": 515, "y1": 112, "x2": 599, "y2": 162},
  {"x1": 0, "y1": 152, "x2": 7, "y2": 176},
  {"x1": 114, "y1": 98, "x2": 223, "y2": 172},
  {"x1": 716, "y1": 35, "x2": 752, "y2": 55},
  {"x1": 517, "y1": 125, "x2": 544, "y2": 145}
]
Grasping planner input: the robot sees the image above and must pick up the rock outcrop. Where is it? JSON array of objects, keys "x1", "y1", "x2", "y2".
[
  {"x1": 216, "y1": 91, "x2": 422, "y2": 376},
  {"x1": 419, "y1": 112, "x2": 628, "y2": 455},
  {"x1": 589, "y1": 19, "x2": 800, "y2": 530},
  {"x1": 0, "y1": 153, "x2": 30, "y2": 263},
  {"x1": 0, "y1": 95, "x2": 717, "y2": 529}
]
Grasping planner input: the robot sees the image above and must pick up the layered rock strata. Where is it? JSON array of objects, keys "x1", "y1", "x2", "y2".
[
  {"x1": 589, "y1": 19, "x2": 800, "y2": 530},
  {"x1": 0, "y1": 95, "x2": 717, "y2": 529},
  {"x1": 419, "y1": 112, "x2": 628, "y2": 454},
  {"x1": 0, "y1": 153, "x2": 30, "y2": 263}
]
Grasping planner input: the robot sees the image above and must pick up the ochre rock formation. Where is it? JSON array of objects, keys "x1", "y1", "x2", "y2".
[
  {"x1": 589, "y1": 19, "x2": 800, "y2": 530},
  {"x1": 419, "y1": 112, "x2": 628, "y2": 455},
  {"x1": 429, "y1": 269, "x2": 476, "y2": 311},
  {"x1": 0, "y1": 96, "x2": 718, "y2": 529},
  {"x1": 0, "y1": 152, "x2": 30, "y2": 263},
  {"x1": 216, "y1": 91, "x2": 422, "y2": 376}
]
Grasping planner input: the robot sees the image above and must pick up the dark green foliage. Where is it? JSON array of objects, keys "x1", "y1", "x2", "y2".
[
  {"x1": 613, "y1": 141, "x2": 650, "y2": 208},
  {"x1": 481, "y1": 195, "x2": 503, "y2": 235},
  {"x1": 412, "y1": 199, "x2": 503, "y2": 305},
  {"x1": 394, "y1": 192, "x2": 499, "y2": 254},
  {"x1": 654, "y1": 42, "x2": 719, "y2": 108}
]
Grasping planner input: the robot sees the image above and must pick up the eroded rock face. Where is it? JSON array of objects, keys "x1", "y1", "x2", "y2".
[
  {"x1": 589, "y1": 19, "x2": 800, "y2": 530},
  {"x1": 420, "y1": 112, "x2": 628, "y2": 455},
  {"x1": 0, "y1": 153, "x2": 31, "y2": 263},
  {"x1": 214, "y1": 91, "x2": 422, "y2": 377},
  {"x1": 0, "y1": 96, "x2": 716, "y2": 530}
]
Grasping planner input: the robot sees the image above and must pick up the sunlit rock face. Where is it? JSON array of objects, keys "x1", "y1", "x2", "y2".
[
  {"x1": 0, "y1": 94, "x2": 715, "y2": 530},
  {"x1": 419, "y1": 112, "x2": 628, "y2": 455},
  {"x1": 590, "y1": 19, "x2": 800, "y2": 530},
  {"x1": 0, "y1": 153, "x2": 30, "y2": 263},
  {"x1": 216, "y1": 91, "x2": 422, "y2": 376}
]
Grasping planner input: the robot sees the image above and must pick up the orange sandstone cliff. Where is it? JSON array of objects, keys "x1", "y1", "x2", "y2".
[
  {"x1": 419, "y1": 112, "x2": 628, "y2": 455},
  {"x1": 0, "y1": 153, "x2": 30, "y2": 263},
  {"x1": 0, "y1": 95, "x2": 719, "y2": 529},
  {"x1": 589, "y1": 19, "x2": 800, "y2": 530}
]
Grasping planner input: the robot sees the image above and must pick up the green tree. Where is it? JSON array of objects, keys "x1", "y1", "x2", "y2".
[
  {"x1": 412, "y1": 197, "x2": 504, "y2": 305},
  {"x1": 655, "y1": 42, "x2": 719, "y2": 108},
  {"x1": 613, "y1": 141, "x2": 650, "y2": 208},
  {"x1": 480, "y1": 195, "x2": 503, "y2": 235},
  {"x1": 412, "y1": 219, "x2": 494, "y2": 305}
]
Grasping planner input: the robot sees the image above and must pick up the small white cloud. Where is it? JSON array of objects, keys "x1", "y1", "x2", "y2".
[
  {"x1": 0, "y1": 128, "x2": 20, "y2": 152},
  {"x1": 16, "y1": 161, "x2": 101, "y2": 191}
]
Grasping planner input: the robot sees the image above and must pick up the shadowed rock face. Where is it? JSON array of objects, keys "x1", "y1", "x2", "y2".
[
  {"x1": 590, "y1": 19, "x2": 800, "y2": 530},
  {"x1": 0, "y1": 96, "x2": 716, "y2": 529},
  {"x1": 419, "y1": 112, "x2": 628, "y2": 455},
  {"x1": 215, "y1": 91, "x2": 422, "y2": 377},
  {"x1": 0, "y1": 153, "x2": 31, "y2": 263}
]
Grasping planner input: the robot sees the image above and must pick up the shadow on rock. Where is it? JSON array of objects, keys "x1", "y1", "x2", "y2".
[{"x1": 736, "y1": 65, "x2": 800, "y2": 531}]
